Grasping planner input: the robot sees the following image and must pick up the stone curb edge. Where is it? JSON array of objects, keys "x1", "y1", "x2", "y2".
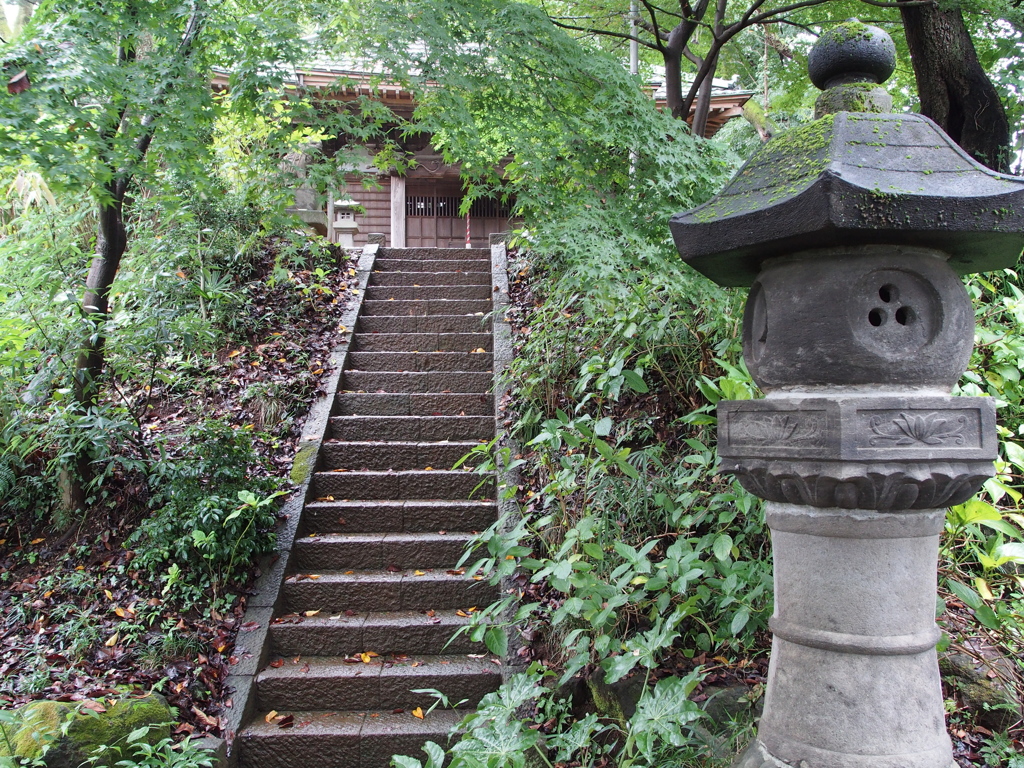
[
  {"x1": 216, "y1": 243, "x2": 378, "y2": 765},
  {"x1": 488, "y1": 234, "x2": 529, "y2": 682}
]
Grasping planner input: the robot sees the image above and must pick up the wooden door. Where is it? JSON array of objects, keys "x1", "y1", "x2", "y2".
[{"x1": 405, "y1": 183, "x2": 513, "y2": 248}]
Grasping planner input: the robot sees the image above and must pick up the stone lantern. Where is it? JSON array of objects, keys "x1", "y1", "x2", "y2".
[
  {"x1": 670, "y1": 21, "x2": 1024, "y2": 768},
  {"x1": 333, "y1": 198, "x2": 360, "y2": 247}
]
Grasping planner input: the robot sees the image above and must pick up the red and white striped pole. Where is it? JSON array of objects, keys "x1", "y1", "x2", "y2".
[{"x1": 465, "y1": 211, "x2": 471, "y2": 249}]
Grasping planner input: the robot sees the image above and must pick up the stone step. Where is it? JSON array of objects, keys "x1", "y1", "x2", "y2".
[
  {"x1": 329, "y1": 415, "x2": 494, "y2": 442},
  {"x1": 292, "y1": 531, "x2": 475, "y2": 571},
  {"x1": 347, "y1": 351, "x2": 492, "y2": 373},
  {"x1": 301, "y1": 500, "x2": 496, "y2": 535},
  {"x1": 255, "y1": 654, "x2": 501, "y2": 712},
  {"x1": 364, "y1": 284, "x2": 494, "y2": 301},
  {"x1": 374, "y1": 258, "x2": 491, "y2": 272},
  {"x1": 281, "y1": 568, "x2": 498, "y2": 613},
  {"x1": 319, "y1": 441, "x2": 480, "y2": 471},
  {"x1": 369, "y1": 271, "x2": 490, "y2": 287},
  {"x1": 341, "y1": 371, "x2": 493, "y2": 394},
  {"x1": 237, "y1": 709, "x2": 463, "y2": 768},
  {"x1": 334, "y1": 392, "x2": 493, "y2": 416},
  {"x1": 361, "y1": 299, "x2": 493, "y2": 316},
  {"x1": 382, "y1": 247, "x2": 490, "y2": 259},
  {"x1": 311, "y1": 470, "x2": 493, "y2": 500},
  {"x1": 356, "y1": 315, "x2": 490, "y2": 335},
  {"x1": 349, "y1": 332, "x2": 492, "y2": 353},
  {"x1": 269, "y1": 610, "x2": 485, "y2": 657}
]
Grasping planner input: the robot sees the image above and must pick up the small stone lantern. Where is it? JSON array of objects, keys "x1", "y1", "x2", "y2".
[
  {"x1": 333, "y1": 198, "x2": 360, "y2": 247},
  {"x1": 670, "y1": 21, "x2": 1024, "y2": 768}
]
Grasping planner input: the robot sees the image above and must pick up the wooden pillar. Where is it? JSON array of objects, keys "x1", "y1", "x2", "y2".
[{"x1": 390, "y1": 175, "x2": 406, "y2": 248}]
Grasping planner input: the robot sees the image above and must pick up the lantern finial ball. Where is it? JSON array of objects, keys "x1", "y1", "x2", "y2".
[{"x1": 808, "y1": 19, "x2": 896, "y2": 90}]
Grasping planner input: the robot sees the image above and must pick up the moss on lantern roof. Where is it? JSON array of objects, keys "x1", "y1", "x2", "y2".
[{"x1": 670, "y1": 111, "x2": 1024, "y2": 287}]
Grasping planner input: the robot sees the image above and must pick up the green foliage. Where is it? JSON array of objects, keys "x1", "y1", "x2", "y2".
[
  {"x1": 130, "y1": 420, "x2": 282, "y2": 609},
  {"x1": 86, "y1": 723, "x2": 214, "y2": 768},
  {"x1": 393, "y1": 664, "x2": 710, "y2": 768},
  {"x1": 355, "y1": 0, "x2": 732, "y2": 225}
]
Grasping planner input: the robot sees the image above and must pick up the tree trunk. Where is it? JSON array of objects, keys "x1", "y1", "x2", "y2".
[
  {"x1": 63, "y1": 191, "x2": 127, "y2": 512},
  {"x1": 663, "y1": 44, "x2": 685, "y2": 120},
  {"x1": 691, "y1": 51, "x2": 719, "y2": 138},
  {"x1": 75, "y1": 194, "x2": 127, "y2": 407},
  {"x1": 899, "y1": 0, "x2": 1011, "y2": 172}
]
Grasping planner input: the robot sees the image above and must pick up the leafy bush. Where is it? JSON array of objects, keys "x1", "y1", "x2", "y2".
[
  {"x1": 130, "y1": 420, "x2": 283, "y2": 608},
  {"x1": 87, "y1": 723, "x2": 215, "y2": 768}
]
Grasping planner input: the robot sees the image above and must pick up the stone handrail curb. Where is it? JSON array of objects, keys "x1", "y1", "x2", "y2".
[
  {"x1": 488, "y1": 234, "x2": 529, "y2": 680},
  {"x1": 217, "y1": 243, "x2": 378, "y2": 765}
]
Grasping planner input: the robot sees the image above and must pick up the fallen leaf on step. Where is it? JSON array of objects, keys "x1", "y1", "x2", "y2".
[
  {"x1": 192, "y1": 707, "x2": 219, "y2": 728},
  {"x1": 392, "y1": 708, "x2": 404, "y2": 714},
  {"x1": 300, "y1": 663, "x2": 310, "y2": 674},
  {"x1": 265, "y1": 710, "x2": 279, "y2": 723},
  {"x1": 304, "y1": 610, "x2": 320, "y2": 617},
  {"x1": 269, "y1": 659, "x2": 285, "y2": 668},
  {"x1": 412, "y1": 708, "x2": 424, "y2": 719},
  {"x1": 414, "y1": 570, "x2": 426, "y2": 576},
  {"x1": 447, "y1": 569, "x2": 465, "y2": 575},
  {"x1": 278, "y1": 715, "x2": 295, "y2": 729}
]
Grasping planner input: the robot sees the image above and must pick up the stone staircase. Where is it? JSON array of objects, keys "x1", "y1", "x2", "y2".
[{"x1": 237, "y1": 248, "x2": 500, "y2": 768}]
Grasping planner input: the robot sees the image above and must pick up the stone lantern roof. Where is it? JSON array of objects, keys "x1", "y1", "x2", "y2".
[{"x1": 670, "y1": 24, "x2": 1024, "y2": 288}]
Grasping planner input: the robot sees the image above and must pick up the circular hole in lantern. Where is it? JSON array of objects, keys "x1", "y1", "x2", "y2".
[
  {"x1": 878, "y1": 284, "x2": 898, "y2": 303},
  {"x1": 895, "y1": 306, "x2": 915, "y2": 326},
  {"x1": 868, "y1": 308, "x2": 886, "y2": 327}
]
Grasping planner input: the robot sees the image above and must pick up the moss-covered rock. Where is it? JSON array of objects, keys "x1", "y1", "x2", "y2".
[
  {"x1": 940, "y1": 652, "x2": 1021, "y2": 732},
  {"x1": 586, "y1": 669, "x2": 643, "y2": 731},
  {"x1": 290, "y1": 442, "x2": 319, "y2": 485},
  {"x1": 0, "y1": 695, "x2": 172, "y2": 768}
]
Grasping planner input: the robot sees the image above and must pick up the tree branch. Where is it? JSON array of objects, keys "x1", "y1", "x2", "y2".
[
  {"x1": 640, "y1": 0, "x2": 669, "y2": 54},
  {"x1": 547, "y1": 17, "x2": 664, "y2": 50},
  {"x1": 861, "y1": 0, "x2": 934, "y2": 6},
  {"x1": 637, "y1": 18, "x2": 671, "y2": 42},
  {"x1": 642, "y1": 1, "x2": 684, "y2": 19}
]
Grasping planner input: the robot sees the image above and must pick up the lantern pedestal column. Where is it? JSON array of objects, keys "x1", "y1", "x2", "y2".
[{"x1": 735, "y1": 503, "x2": 953, "y2": 768}]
